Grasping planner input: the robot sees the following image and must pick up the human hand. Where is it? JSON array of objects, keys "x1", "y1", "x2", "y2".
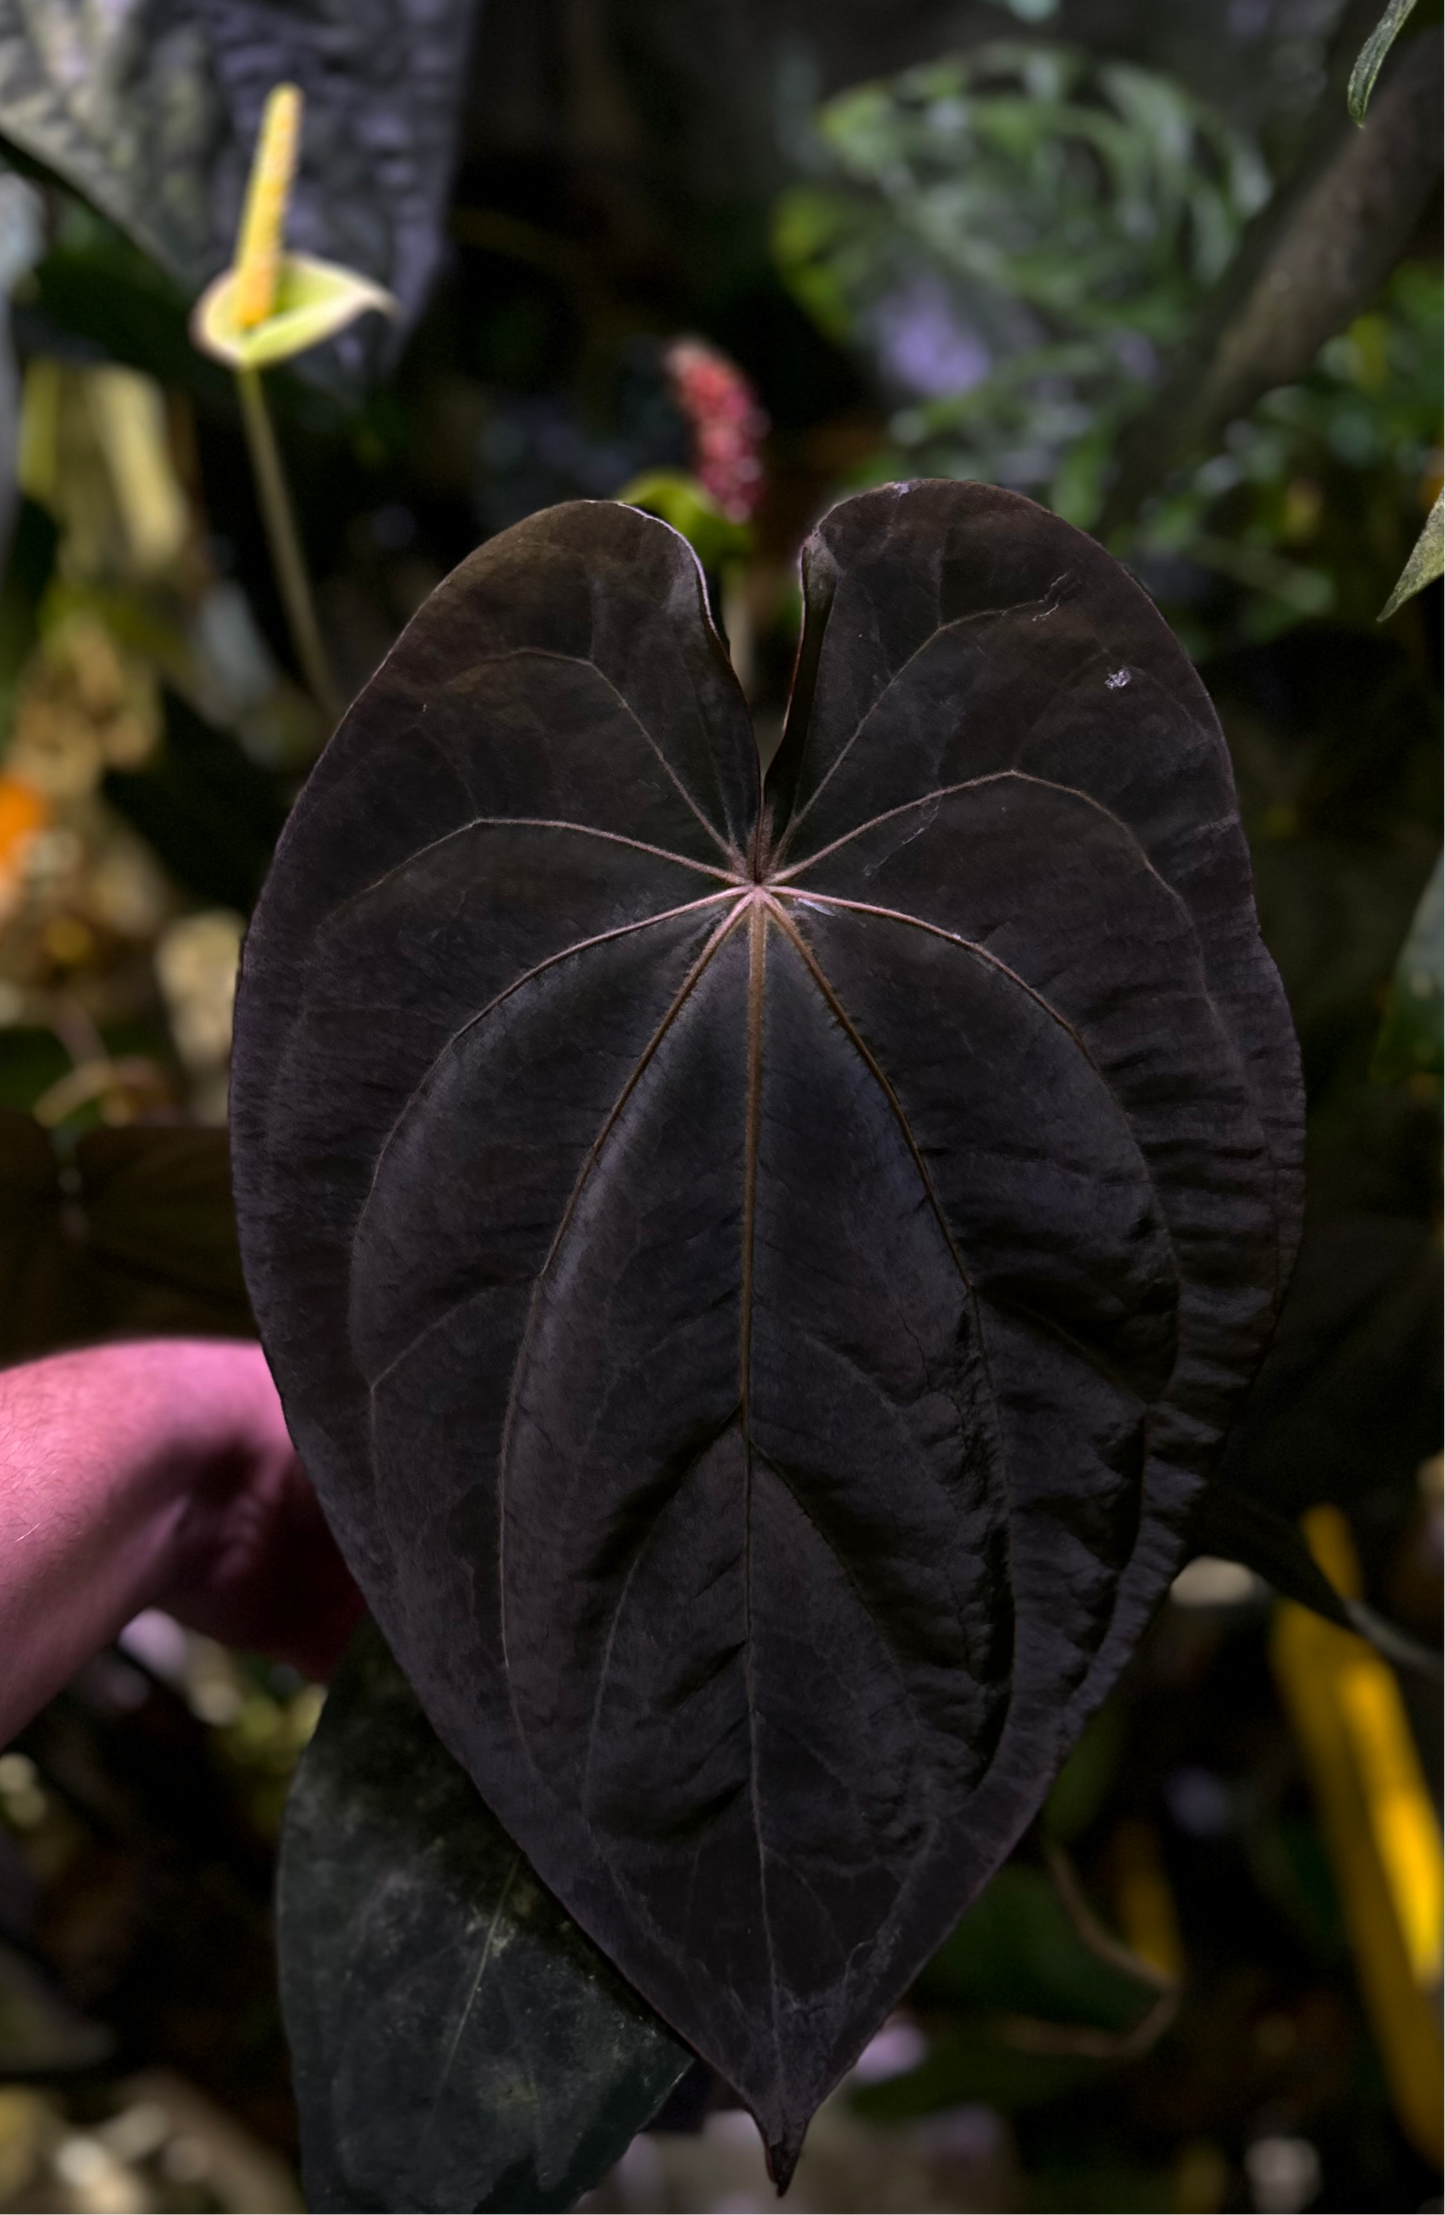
[{"x1": 0, "y1": 1338, "x2": 362, "y2": 1745}]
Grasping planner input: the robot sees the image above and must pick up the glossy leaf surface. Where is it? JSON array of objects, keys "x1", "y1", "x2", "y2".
[
  {"x1": 233, "y1": 483, "x2": 1303, "y2": 2174},
  {"x1": 280, "y1": 1619, "x2": 690, "y2": 2213}
]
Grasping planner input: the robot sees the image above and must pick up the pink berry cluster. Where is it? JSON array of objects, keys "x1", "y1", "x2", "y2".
[{"x1": 663, "y1": 337, "x2": 768, "y2": 523}]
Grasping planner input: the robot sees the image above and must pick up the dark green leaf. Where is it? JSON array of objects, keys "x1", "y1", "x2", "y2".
[
  {"x1": 77, "y1": 1122, "x2": 253, "y2": 1339},
  {"x1": 1349, "y1": 0, "x2": 1421, "y2": 121},
  {"x1": 1186, "y1": 1481, "x2": 1442, "y2": 1678},
  {"x1": 279, "y1": 1619, "x2": 691, "y2": 2214},
  {"x1": 0, "y1": 1107, "x2": 90, "y2": 1358},
  {"x1": 851, "y1": 2020, "x2": 1098, "y2": 2121},
  {"x1": 0, "y1": 1110, "x2": 250, "y2": 1361},
  {"x1": 1217, "y1": 1208, "x2": 1440, "y2": 1526},
  {"x1": 103, "y1": 690, "x2": 289, "y2": 915},
  {"x1": 1042, "y1": 1704, "x2": 1127, "y2": 1845},
  {"x1": 1188, "y1": 1482, "x2": 1355, "y2": 1631},
  {"x1": 914, "y1": 1866, "x2": 1153, "y2": 2034}
]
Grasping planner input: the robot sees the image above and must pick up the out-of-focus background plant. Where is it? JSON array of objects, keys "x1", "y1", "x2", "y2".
[{"x1": 0, "y1": 0, "x2": 1437, "y2": 2209}]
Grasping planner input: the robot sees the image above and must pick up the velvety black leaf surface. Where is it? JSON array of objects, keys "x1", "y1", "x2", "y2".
[
  {"x1": 232, "y1": 484, "x2": 1303, "y2": 2177},
  {"x1": 280, "y1": 1618, "x2": 690, "y2": 2213}
]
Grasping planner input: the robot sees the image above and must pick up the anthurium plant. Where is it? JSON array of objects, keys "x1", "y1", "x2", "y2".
[
  {"x1": 192, "y1": 84, "x2": 396, "y2": 726},
  {"x1": 231, "y1": 479, "x2": 1317, "y2": 2208}
]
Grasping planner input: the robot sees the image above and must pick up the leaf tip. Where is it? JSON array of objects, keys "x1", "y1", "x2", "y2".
[
  {"x1": 763, "y1": 2115, "x2": 808, "y2": 2195},
  {"x1": 1347, "y1": 0, "x2": 1422, "y2": 126}
]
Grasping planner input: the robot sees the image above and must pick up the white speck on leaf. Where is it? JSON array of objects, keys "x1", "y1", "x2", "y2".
[{"x1": 1106, "y1": 669, "x2": 1130, "y2": 690}]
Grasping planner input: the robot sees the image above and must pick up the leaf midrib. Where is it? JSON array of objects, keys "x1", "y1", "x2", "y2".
[{"x1": 355, "y1": 787, "x2": 1197, "y2": 1941}]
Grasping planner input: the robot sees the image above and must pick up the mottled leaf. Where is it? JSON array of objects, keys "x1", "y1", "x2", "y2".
[
  {"x1": 0, "y1": 0, "x2": 478, "y2": 379},
  {"x1": 232, "y1": 483, "x2": 1303, "y2": 2178},
  {"x1": 279, "y1": 1617, "x2": 691, "y2": 2214},
  {"x1": 1349, "y1": 0, "x2": 1420, "y2": 122}
]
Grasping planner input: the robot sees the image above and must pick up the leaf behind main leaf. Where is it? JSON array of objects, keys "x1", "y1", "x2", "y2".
[{"x1": 280, "y1": 1619, "x2": 692, "y2": 2214}]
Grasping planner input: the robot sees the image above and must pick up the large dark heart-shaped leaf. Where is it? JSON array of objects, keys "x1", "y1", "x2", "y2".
[
  {"x1": 280, "y1": 1617, "x2": 690, "y2": 2213},
  {"x1": 232, "y1": 483, "x2": 1303, "y2": 2177}
]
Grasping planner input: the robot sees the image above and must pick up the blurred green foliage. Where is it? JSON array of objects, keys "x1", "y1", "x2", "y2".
[
  {"x1": 774, "y1": 44, "x2": 1442, "y2": 650},
  {"x1": 1136, "y1": 261, "x2": 1443, "y2": 648},
  {"x1": 773, "y1": 44, "x2": 1269, "y2": 524}
]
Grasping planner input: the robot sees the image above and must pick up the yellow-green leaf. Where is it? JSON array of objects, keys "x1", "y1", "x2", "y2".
[
  {"x1": 191, "y1": 252, "x2": 396, "y2": 370},
  {"x1": 615, "y1": 470, "x2": 753, "y2": 569},
  {"x1": 1379, "y1": 489, "x2": 1443, "y2": 622},
  {"x1": 1348, "y1": 0, "x2": 1420, "y2": 123}
]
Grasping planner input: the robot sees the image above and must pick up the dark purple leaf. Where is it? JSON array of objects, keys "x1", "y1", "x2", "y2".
[{"x1": 231, "y1": 483, "x2": 1303, "y2": 2180}]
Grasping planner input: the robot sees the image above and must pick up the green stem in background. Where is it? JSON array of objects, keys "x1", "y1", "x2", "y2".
[{"x1": 235, "y1": 364, "x2": 342, "y2": 728}]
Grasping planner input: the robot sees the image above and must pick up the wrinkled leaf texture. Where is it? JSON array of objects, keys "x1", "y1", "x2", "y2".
[
  {"x1": 232, "y1": 483, "x2": 1303, "y2": 2179},
  {"x1": 280, "y1": 1617, "x2": 690, "y2": 2213}
]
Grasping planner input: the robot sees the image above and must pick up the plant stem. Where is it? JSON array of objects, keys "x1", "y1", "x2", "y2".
[{"x1": 235, "y1": 365, "x2": 342, "y2": 727}]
